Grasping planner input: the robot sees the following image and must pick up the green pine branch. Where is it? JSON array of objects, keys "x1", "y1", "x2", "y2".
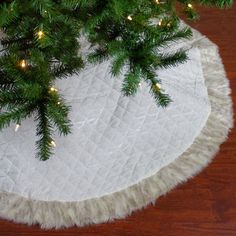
[
  {"x1": 35, "y1": 103, "x2": 54, "y2": 161},
  {"x1": 0, "y1": 0, "x2": 232, "y2": 160}
]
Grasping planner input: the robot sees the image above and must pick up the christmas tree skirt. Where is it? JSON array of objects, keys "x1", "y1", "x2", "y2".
[{"x1": 0, "y1": 27, "x2": 233, "y2": 229}]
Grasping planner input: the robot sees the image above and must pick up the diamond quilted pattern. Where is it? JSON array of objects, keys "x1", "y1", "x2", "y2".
[{"x1": 0, "y1": 47, "x2": 210, "y2": 201}]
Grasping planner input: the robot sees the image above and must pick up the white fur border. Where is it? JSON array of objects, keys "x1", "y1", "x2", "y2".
[{"x1": 0, "y1": 28, "x2": 233, "y2": 229}]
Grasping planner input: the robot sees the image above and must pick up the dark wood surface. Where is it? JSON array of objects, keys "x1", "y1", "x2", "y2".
[{"x1": 1, "y1": 4, "x2": 236, "y2": 236}]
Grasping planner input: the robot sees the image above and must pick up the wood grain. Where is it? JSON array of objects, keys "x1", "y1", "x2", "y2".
[{"x1": 0, "y1": 4, "x2": 236, "y2": 236}]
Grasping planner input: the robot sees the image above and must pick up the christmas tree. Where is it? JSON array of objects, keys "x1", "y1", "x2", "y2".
[{"x1": 0, "y1": 0, "x2": 232, "y2": 161}]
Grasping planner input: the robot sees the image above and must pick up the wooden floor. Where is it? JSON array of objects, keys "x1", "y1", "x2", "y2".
[{"x1": 1, "y1": 4, "x2": 236, "y2": 236}]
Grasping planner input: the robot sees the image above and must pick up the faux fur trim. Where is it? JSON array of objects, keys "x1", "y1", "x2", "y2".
[{"x1": 0, "y1": 28, "x2": 233, "y2": 229}]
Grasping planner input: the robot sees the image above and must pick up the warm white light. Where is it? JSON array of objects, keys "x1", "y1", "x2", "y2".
[
  {"x1": 127, "y1": 15, "x2": 133, "y2": 21},
  {"x1": 20, "y1": 59, "x2": 27, "y2": 68},
  {"x1": 15, "y1": 124, "x2": 20, "y2": 132},
  {"x1": 50, "y1": 87, "x2": 58, "y2": 92},
  {"x1": 155, "y1": 83, "x2": 161, "y2": 89},
  {"x1": 158, "y1": 19, "x2": 163, "y2": 26},
  {"x1": 155, "y1": 0, "x2": 160, "y2": 4},
  {"x1": 187, "y1": 3, "x2": 193, "y2": 8},
  {"x1": 37, "y1": 30, "x2": 44, "y2": 39},
  {"x1": 50, "y1": 140, "x2": 56, "y2": 147}
]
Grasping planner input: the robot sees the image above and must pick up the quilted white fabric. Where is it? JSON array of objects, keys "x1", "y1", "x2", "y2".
[{"x1": 0, "y1": 47, "x2": 210, "y2": 202}]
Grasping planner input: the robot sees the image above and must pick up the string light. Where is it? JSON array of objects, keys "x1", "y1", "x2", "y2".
[
  {"x1": 155, "y1": 83, "x2": 161, "y2": 90},
  {"x1": 158, "y1": 19, "x2": 163, "y2": 26},
  {"x1": 20, "y1": 59, "x2": 27, "y2": 69},
  {"x1": 37, "y1": 30, "x2": 44, "y2": 39},
  {"x1": 155, "y1": 0, "x2": 165, "y2": 4},
  {"x1": 50, "y1": 140, "x2": 57, "y2": 147},
  {"x1": 49, "y1": 87, "x2": 58, "y2": 92},
  {"x1": 57, "y1": 101, "x2": 61, "y2": 105},
  {"x1": 187, "y1": 3, "x2": 193, "y2": 8},
  {"x1": 154, "y1": 0, "x2": 165, "y2": 4},
  {"x1": 127, "y1": 15, "x2": 133, "y2": 21},
  {"x1": 15, "y1": 124, "x2": 20, "y2": 132}
]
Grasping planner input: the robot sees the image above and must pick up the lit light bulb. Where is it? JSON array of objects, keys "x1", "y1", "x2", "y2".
[
  {"x1": 187, "y1": 3, "x2": 193, "y2": 8},
  {"x1": 50, "y1": 87, "x2": 58, "y2": 92},
  {"x1": 20, "y1": 59, "x2": 27, "y2": 68},
  {"x1": 127, "y1": 15, "x2": 133, "y2": 21},
  {"x1": 158, "y1": 19, "x2": 163, "y2": 26},
  {"x1": 15, "y1": 124, "x2": 20, "y2": 132},
  {"x1": 37, "y1": 30, "x2": 44, "y2": 39},
  {"x1": 167, "y1": 22, "x2": 171, "y2": 27},
  {"x1": 155, "y1": 83, "x2": 161, "y2": 90},
  {"x1": 155, "y1": 0, "x2": 160, "y2": 4},
  {"x1": 57, "y1": 101, "x2": 61, "y2": 105},
  {"x1": 50, "y1": 140, "x2": 56, "y2": 147}
]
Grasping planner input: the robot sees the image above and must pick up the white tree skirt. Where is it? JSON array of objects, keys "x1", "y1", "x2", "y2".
[{"x1": 0, "y1": 27, "x2": 233, "y2": 229}]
